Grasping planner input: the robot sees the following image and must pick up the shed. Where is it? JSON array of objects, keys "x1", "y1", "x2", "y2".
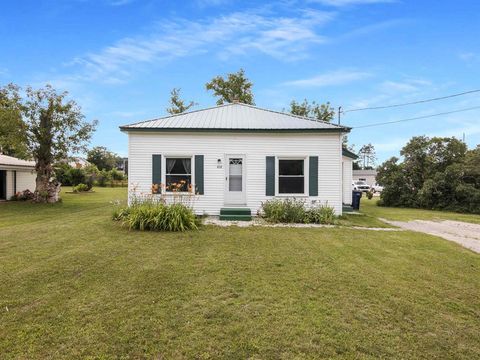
[{"x1": 0, "y1": 155, "x2": 36, "y2": 200}]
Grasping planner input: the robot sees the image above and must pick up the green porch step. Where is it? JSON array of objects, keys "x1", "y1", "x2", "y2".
[{"x1": 219, "y1": 207, "x2": 252, "y2": 221}]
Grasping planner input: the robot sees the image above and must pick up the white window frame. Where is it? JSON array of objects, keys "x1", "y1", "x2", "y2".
[
  {"x1": 276, "y1": 156, "x2": 308, "y2": 197},
  {"x1": 163, "y1": 155, "x2": 194, "y2": 194}
]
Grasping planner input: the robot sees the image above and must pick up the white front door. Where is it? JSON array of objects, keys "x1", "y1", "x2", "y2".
[{"x1": 225, "y1": 155, "x2": 246, "y2": 205}]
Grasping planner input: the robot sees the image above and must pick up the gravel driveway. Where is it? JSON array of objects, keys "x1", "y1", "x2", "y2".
[{"x1": 381, "y1": 219, "x2": 480, "y2": 253}]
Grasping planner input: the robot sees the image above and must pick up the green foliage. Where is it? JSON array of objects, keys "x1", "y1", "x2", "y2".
[
  {"x1": 96, "y1": 170, "x2": 111, "y2": 187},
  {"x1": 166, "y1": 88, "x2": 196, "y2": 114},
  {"x1": 261, "y1": 198, "x2": 337, "y2": 224},
  {"x1": 289, "y1": 99, "x2": 335, "y2": 122},
  {"x1": 113, "y1": 201, "x2": 198, "y2": 232},
  {"x1": 73, "y1": 183, "x2": 89, "y2": 193},
  {"x1": 69, "y1": 168, "x2": 87, "y2": 186},
  {"x1": 304, "y1": 204, "x2": 336, "y2": 225},
  {"x1": 87, "y1": 146, "x2": 118, "y2": 171},
  {"x1": 0, "y1": 84, "x2": 29, "y2": 158},
  {"x1": 261, "y1": 198, "x2": 306, "y2": 223},
  {"x1": 205, "y1": 68, "x2": 254, "y2": 105},
  {"x1": 378, "y1": 137, "x2": 479, "y2": 213},
  {"x1": 110, "y1": 168, "x2": 124, "y2": 181},
  {"x1": 366, "y1": 190, "x2": 374, "y2": 200}
]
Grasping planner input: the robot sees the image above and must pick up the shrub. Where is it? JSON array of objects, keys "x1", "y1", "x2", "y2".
[
  {"x1": 261, "y1": 198, "x2": 306, "y2": 223},
  {"x1": 69, "y1": 168, "x2": 87, "y2": 186},
  {"x1": 110, "y1": 168, "x2": 124, "y2": 181},
  {"x1": 55, "y1": 163, "x2": 74, "y2": 185},
  {"x1": 304, "y1": 204, "x2": 336, "y2": 225},
  {"x1": 96, "y1": 170, "x2": 111, "y2": 187},
  {"x1": 11, "y1": 189, "x2": 35, "y2": 201},
  {"x1": 113, "y1": 202, "x2": 198, "y2": 232},
  {"x1": 73, "y1": 183, "x2": 89, "y2": 193},
  {"x1": 366, "y1": 190, "x2": 374, "y2": 200}
]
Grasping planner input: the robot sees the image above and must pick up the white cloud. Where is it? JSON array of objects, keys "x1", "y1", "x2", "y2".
[
  {"x1": 283, "y1": 69, "x2": 371, "y2": 87},
  {"x1": 59, "y1": 9, "x2": 334, "y2": 84},
  {"x1": 310, "y1": 0, "x2": 395, "y2": 7}
]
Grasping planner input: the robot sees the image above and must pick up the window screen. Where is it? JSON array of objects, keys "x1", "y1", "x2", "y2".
[{"x1": 278, "y1": 159, "x2": 304, "y2": 194}]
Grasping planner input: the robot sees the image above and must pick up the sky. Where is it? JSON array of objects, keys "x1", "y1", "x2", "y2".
[{"x1": 1, "y1": 0, "x2": 479, "y2": 162}]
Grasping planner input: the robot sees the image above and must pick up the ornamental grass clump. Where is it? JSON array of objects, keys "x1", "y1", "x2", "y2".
[
  {"x1": 260, "y1": 198, "x2": 306, "y2": 223},
  {"x1": 261, "y1": 198, "x2": 337, "y2": 225},
  {"x1": 113, "y1": 181, "x2": 200, "y2": 232},
  {"x1": 113, "y1": 201, "x2": 198, "y2": 232},
  {"x1": 304, "y1": 203, "x2": 336, "y2": 225}
]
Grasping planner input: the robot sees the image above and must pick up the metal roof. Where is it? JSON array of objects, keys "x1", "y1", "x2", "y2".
[
  {"x1": 0, "y1": 154, "x2": 35, "y2": 168},
  {"x1": 342, "y1": 148, "x2": 359, "y2": 159},
  {"x1": 120, "y1": 103, "x2": 350, "y2": 133}
]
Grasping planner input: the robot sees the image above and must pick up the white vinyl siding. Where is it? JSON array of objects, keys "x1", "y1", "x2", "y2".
[
  {"x1": 128, "y1": 132, "x2": 343, "y2": 215},
  {"x1": 342, "y1": 156, "x2": 353, "y2": 205},
  {"x1": 1, "y1": 168, "x2": 36, "y2": 200}
]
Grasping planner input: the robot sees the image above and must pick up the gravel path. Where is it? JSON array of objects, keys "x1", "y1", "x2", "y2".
[
  {"x1": 204, "y1": 217, "x2": 402, "y2": 231},
  {"x1": 380, "y1": 219, "x2": 480, "y2": 253}
]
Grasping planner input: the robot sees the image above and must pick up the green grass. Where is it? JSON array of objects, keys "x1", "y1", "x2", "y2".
[
  {"x1": 361, "y1": 197, "x2": 480, "y2": 224},
  {"x1": 1, "y1": 188, "x2": 479, "y2": 358}
]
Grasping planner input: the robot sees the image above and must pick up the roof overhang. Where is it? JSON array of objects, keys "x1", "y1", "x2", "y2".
[
  {"x1": 342, "y1": 148, "x2": 358, "y2": 159},
  {"x1": 120, "y1": 127, "x2": 351, "y2": 134}
]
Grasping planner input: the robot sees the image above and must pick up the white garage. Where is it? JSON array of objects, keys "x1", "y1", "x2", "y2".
[{"x1": 0, "y1": 154, "x2": 36, "y2": 200}]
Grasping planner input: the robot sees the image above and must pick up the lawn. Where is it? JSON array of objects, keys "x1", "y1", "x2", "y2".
[
  {"x1": 361, "y1": 196, "x2": 480, "y2": 224},
  {"x1": 1, "y1": 188, "x2": 479, "y2": 359}
]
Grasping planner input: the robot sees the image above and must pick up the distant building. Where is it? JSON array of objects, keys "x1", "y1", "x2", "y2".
[
  {"x1": 116, "y1": 157, "x2": 128, "y2": 175},
  {"x1": 69, "y1": 157, "x2": 91, "y2": 169},
  {"x1": 353, "y1": 169, "x2": 377, "y2": 186}
]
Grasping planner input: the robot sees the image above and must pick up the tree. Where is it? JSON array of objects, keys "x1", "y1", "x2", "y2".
[
  {"x1": 377, "y1": 136, "x2": 479, "y2": 213},
  {"x1": 166, "y1": 88, "x2": 196, "y2": 115},
  {"x1": 358, "y1": 143, "x2": 377, "y2": 169},
  {"x1": 20, "y1": 85, "x2": 97, "y2": 203},
  {"x1": 289, "y1": 99, "x2": 335, "y2": 122},
  {"x1": 0, "y1": 84, "x2": 29, "y2": 158},
  {"x1": 205, "y1": 68, "x2": 254, "y2": 105},
  {"x1": 87, "y1": 146, "x2": 119, "y2": 171}
]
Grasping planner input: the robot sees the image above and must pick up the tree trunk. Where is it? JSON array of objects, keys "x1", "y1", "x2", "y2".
[{"x1": 34, "y1": 160, "x2": 61, "y2": 203}]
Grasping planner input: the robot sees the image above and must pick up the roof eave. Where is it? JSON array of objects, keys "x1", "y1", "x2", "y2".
[{"x1": 119, "y1": 126, "x2": 351, "y2": 133}]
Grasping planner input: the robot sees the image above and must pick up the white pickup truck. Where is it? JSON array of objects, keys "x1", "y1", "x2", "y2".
[{"x1": 352, "y1": 180, "x2": 370, "y2": 192}]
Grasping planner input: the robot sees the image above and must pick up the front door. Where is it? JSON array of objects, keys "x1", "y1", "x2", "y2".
[{"x1": 225, "y1": 155, "x2": 246, "y2": 205}]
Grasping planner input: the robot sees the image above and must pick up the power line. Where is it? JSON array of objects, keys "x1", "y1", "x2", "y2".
[
  {"x1": 343, "y1": 89, "x2": 480, "y2": 113},
  {"x1": 351, "y1": 106, "x2": 480, "y2": 129}
]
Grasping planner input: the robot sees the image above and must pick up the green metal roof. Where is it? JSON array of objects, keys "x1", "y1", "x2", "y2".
[{"x1": 120, "y1": 103, "x2": 350, "y2": 133}]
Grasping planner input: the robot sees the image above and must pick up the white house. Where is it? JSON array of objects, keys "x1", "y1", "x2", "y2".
[
  {"x1": 0, "y1": 154, "x2": 36, "y2": 200},
  {"x1": 120, "y1": 103, "x2": 353, "y2": 218}
]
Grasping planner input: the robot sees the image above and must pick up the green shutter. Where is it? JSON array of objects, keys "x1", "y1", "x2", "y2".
[
  {"x1": 152, "y1": 154, "x2": 161, "y2": 193},
  {"x1": 309, "y1": 156, "x2": 318, "y2": 196},
  {"x1": 266, "y1": 156, "x2": 275, "y2": 196},
  {"x1": 195, "y1": 155, "x2": 204, "y2": 195}
]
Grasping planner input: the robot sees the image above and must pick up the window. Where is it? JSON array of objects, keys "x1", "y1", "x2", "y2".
[
  {"x1": 228, "y1": 158, "x2": 243, "y2": 192},
  {"x1": 278, "y1": 159, "x2": 305, "y2": 194},
  {"x1": 165, "y1": 157, "x2": 191, "y2": 192}
]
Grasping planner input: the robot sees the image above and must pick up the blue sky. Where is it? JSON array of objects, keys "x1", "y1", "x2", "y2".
[{"x1": 1, "y1": 0, "x2": 479, "y2": 162}]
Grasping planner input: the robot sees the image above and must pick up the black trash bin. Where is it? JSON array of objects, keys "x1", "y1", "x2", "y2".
[{"x1": 352, "y1": 190, "x2": 362, "y2": 210}]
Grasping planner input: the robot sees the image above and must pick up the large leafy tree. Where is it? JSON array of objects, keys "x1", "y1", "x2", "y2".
[
  {"x1": 87, "y1": 146, "x2": 119, "y2": 171},
  {"x1": 205, "y1": 68, "x2": 254, "y2": 105},
  {"x1": 18, "y1": 84, "x2": 97, "y2": 203},
  {"x1": 289, "y1": 99, "x2": 335, "y2": 122},
  {"x1": 376, "y1": 136, "x2": 479, "y2": 213},
  {"x1": 166, "y1": 88, "x2": 196, "y2": 115},
  {"x1": 0, "y1": 84, "x2": 29, "y2": 158}
]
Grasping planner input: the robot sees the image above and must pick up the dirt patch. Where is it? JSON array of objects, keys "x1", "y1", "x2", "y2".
[{"x1": 380, "y1": 219, "x2": 480, "y2": 253}]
